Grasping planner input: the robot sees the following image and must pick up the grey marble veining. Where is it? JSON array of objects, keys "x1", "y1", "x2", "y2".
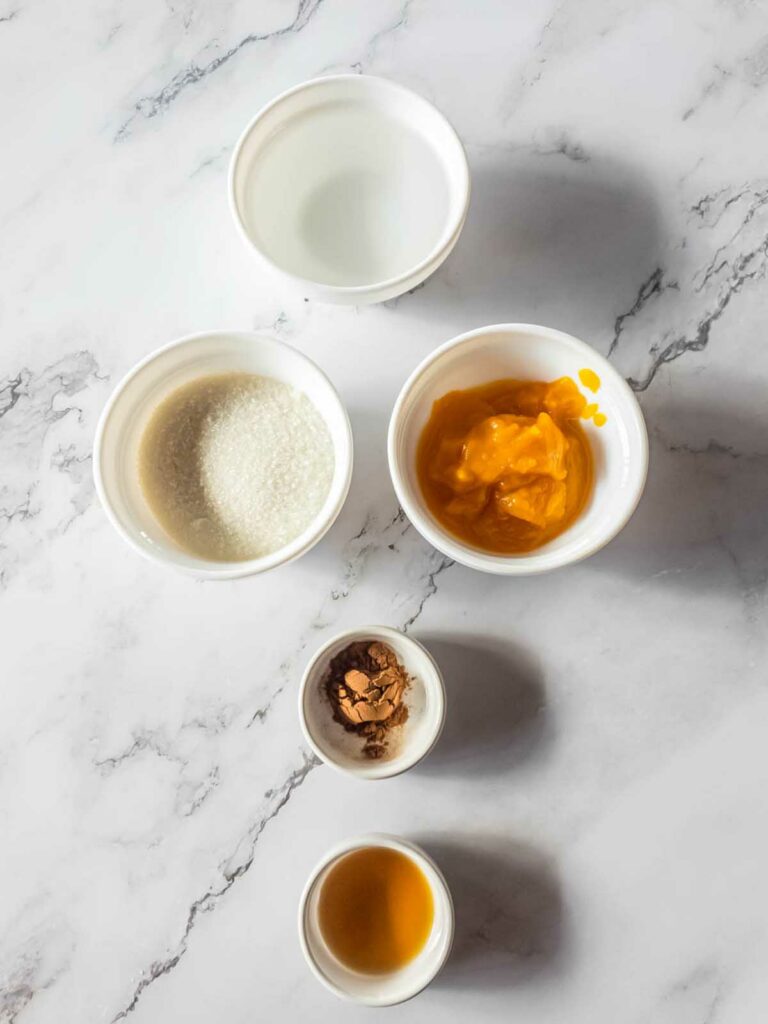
[{"x1": 1, "y1": 1, "x2": 768, "y2": 1022}]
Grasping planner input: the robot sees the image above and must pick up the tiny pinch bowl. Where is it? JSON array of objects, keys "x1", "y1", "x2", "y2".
[
  {"x1": 299, "y1": 834, "x2": 454, "y2": 1005},
  {"x1": 94, "y1": 331, "x2": 353, "y2": 579},
  {"x1": 388, "y1": 323, "x2": 649, "y2": 575},
  {"x1": 299, "y1": 626, "x2": 446, "y2": 780}
]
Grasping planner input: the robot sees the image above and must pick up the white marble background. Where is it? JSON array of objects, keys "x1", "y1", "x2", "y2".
[{"x1": 2, "y1": 1, "x2": 768, "y2": 1021}]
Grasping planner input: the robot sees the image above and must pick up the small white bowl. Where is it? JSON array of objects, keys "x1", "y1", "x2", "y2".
[
  {"x1": 299, "y1": 626, "x2": 445, "y2": 780},
  {"x1": 229, "y1": 75, "x2": 470, "y2": 305},
  {"x1": 388, "y1": 323, "x2": 649, "y2": 575},
  {"x1": 299, "y1": 834, "x2": 454, "y2": 1005},
  {"x1": 93, "y1": 331, "x2": 353, "y2": 579}
]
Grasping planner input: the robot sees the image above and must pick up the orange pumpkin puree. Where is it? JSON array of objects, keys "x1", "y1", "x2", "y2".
[{"x1": 416, "y1": 377, "x2": 596, "y2": 554}]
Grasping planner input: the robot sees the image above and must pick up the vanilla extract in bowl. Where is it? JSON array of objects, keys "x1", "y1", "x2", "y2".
[{"x1": 317, "y1": 846, "x2": 434, "y2": 974}]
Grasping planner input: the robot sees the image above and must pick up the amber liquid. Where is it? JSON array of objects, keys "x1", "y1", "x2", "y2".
[{"x1": 317, "y1": 847, "x2": 434, "y2": 974}]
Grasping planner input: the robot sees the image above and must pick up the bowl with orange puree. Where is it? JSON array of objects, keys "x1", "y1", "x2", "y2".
[
  {"x1": 388, "y1": 323, "x2": 648, "y2": 574},
  {"x1": 299, "y1": 834, "x2": 454, "y2": 1005}
]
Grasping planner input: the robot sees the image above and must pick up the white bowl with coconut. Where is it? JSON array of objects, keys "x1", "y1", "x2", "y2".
[{"x1": 94, "y1": 331, "x2": 353, "y2": 579}]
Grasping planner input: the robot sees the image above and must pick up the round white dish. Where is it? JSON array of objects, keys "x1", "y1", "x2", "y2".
[
  {"x1": 93, "y1": 331, "x2": 353, "y2": 579},
  {"x1": 388, "y1": 323, "x2": 649, "y2": 575},
  {"x1": 299, "y1": 626, "x2": 446, "y2": 780},
  {"x1": 229, "y1": 74, "x2": 470, "y2": 305},
  {"x1": 299, "y1": 833, "x2": 454, "y2": 1006}
]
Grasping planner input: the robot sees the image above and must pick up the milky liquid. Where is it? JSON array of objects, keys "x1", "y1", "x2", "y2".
[{"x1": 242, "y1": 101, "x2": 451, "y2": 287}]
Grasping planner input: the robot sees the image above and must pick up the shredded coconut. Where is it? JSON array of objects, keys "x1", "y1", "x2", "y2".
[{"x1": 138, "y1": 373, "x2": 335, "y2": 561}]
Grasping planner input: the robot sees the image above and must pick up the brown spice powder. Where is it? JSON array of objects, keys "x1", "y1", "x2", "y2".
[{"x1": 324, "y1": 640, "x2": 410, "y2": 760}]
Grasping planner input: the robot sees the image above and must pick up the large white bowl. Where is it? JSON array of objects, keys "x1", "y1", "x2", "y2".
[
  {"x1": 94, "y1": 331, "x2": 353, "y2": 579},
  {"x1": 299, "y1": 834, "x2": 454, "y2": 1005},
  {"x1": 229, "y1": 75, "x2": 470, "y2": 305},
  {"x1": 388, "y1": 323, "x2": 648, "y2": 575}
]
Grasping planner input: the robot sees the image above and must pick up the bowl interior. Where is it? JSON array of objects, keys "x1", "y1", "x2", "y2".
[
  {"x1": 231, "y1": 76, "x2": 468, "y2": 289},
  {"x1": 301, "y1": 836, "x2": 453, "y2": 1005},
  {"x1": 301, "y1": 628, "x2": 445, "y2": 780},
  {"x1": 96, "y1": 333, "x2": 352, "y2": 576},
  {"x1": 390, "y1": 326, "x2": 648, "y2": 572}
]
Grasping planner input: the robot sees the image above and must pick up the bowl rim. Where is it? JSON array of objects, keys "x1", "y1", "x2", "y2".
[
  {"x1": 298, "y1": 832, "x2": 455, "y2": 1006},
  {"x1": 93, "y1": 329, "x2": 354, "y2": 580},
  {"x1": 387, "y1": 322, "x2": 650, "y2": 576},
  {"x1": 298, "y1": 625, "x2": 446, "y2": 780},
  {"x1": 228, "y1": 73, "x2": 471, "y2": 297}
]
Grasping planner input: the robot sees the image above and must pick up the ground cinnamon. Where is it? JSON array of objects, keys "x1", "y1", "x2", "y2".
[{"x1": 324, "y1": 640, "x2": 410, "y2": 760}]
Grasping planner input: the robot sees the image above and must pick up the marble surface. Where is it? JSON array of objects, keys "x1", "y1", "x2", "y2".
[{"x1": 2, "y1": 1, "x2": 768, "y2": 1021}]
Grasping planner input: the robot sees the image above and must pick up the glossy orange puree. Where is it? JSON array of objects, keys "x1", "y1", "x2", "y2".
[{"x1": 416, "y1": 377, "x2": 596, "y2": 553}]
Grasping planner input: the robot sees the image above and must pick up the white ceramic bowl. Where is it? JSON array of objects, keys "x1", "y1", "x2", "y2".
[
  {"x1": 229, "y1": 75, "x2": 470, "y2": 305},
  {"x1": 94, "y1": 331, "x2": 353, "y2": 579},
  {"x1": 299, "y1": 834, "x2": 454, "y2": 1005},
  {"x1": 388, "y1": 323, "x2": 649, "y2": 575},
  {"x1": 299, "y1": 626, "x2": 446, "y2": 780}
]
